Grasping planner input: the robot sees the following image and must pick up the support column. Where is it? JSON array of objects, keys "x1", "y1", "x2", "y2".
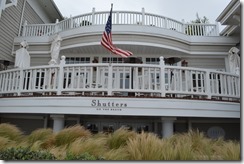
[
  {"x1": 43, "y1": 115, "x2": 48, "y2": 128},
  {"x1": 161, "y1": 117, "x2": 176, "y2": 138},
  {"x1": 154, "y1": 121, "x2": 158, "y2": 134},
  {"x1": 188, "y1": 119, "x2": 192, "y2": 132},
  {"x1": 50, "y1": 114, "x2": 65, "y2": 132}
]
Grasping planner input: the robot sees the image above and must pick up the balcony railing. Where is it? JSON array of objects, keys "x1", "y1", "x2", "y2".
[
  {"x1": 20, "y1": 9, "x2": 219, "y2": 37},
  {"x1": 0, "y1": 56, "x2": 240, "y2": 101}
]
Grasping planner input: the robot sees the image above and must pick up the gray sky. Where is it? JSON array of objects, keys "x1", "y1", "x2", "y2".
[{"x1": 53, "y1": 0, "x2": 231, "y2": 25}]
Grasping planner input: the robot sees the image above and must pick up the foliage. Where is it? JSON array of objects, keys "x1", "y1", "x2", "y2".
[
  {"x1": 107, "y1": 127, "x2": 137, "y2": 149},
  {"x1": 54, "y1": 125, "x2": 91, "y2": 147},
  {"x1": 49, "y1": 145, "x2": 68, "y2": 160},
  {"x1": 0, "y1": 136, "x2": 15, "y2": 151},
  {"x1": 103, "y1": 147, "x2": 129, "y2": 160},
  {"x1": 0, "y1": 123, "x2": 240, "y2": 160},
  {"x1": 0, "y1": 147, "x2": 56, "y2": 160},
  {"x1": 191, "y1": 13, "x2": 209, "y2": 24},
  {"x1": 0, "y1": 123, "x2": 23, "y2": 141},
  {"x1": 28, "y1": 128, "x2": 53, "y2": 144},
  {"x1": 68, "y1": 137, "x2": 107, "y2": 158},
  {"x1": 185, "y1": 13, "x2": 210, "y2": 36},
  {"x1": 126, "y1": 132, "x2": 165, "y2": 160},
  {"x1": 65, "y1": 152, "x2": 101, "y2": 160}
]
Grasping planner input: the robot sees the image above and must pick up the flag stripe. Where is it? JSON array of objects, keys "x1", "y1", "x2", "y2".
[{"x1": 101, "y1": 6, "x2": 133, "y2": 58}]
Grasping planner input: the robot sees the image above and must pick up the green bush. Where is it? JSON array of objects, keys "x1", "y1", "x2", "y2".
[
  {"x1": 0, "y1": 147, "x2": 56, "y2": 160},
  {"x1": 65, "y1": 152, "x2": 103, "y2": 160}
]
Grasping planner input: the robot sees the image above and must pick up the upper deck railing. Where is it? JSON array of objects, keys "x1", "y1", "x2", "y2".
[
  {"x1": 0, "y1": 56, "x2": 239, "y2": 101},
  {"x1": 20, "y1": 9, "x2": 219, "y2": 37}
]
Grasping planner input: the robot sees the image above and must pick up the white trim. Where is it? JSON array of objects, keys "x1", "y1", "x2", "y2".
[{"x1": 0, "y1": 97, "x2": 240, "y2": 118}]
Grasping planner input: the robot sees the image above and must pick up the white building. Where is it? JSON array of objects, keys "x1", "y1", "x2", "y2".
[{"x1": 0, "y1": 0, "x2": 240, "y2": 140}]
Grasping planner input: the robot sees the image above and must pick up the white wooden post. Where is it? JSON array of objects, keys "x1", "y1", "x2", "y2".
[
  {"x1": 92, "y1": 8, "x2": 95, "y2": 25},
  {"x1": 116, "y1": 11, "x2": 119, "y2": 24},
  {"x1": 57, "y1": 55, "x2": 65, "y2": 95},
  {"x1": 205, "y1": 70, "x2": 211, "y2": 99},
  {"x1": 107, "y1": 64, "x2": 113, "y2": 95},
  {"x1": 141, "y1": 8, "x2": 145, "y2": 25},
  {"x1": 182, "y1": 19, "x2": 185, "y2": 34},
  {"x1": 54, "y1": 19, "x2": 59, "y2": 34},
  {"x1": 17, "y1": 69, "x2": 24, "y2": 96},
  {"x1": 70, "y1": 15, "x2": 73, "y2": 28},
  {"x1": 164, "y1": 17, "x2": 168, "y2": 29},
  {"x1": 215, "y1": 21, "x2": 219, "y2": 36},
  {"x1": 159, "y1": 56, "x2": 166, "y2": 97},
  {"x1": 22, "y1": 20, "x2": 27, "y2": 36}
]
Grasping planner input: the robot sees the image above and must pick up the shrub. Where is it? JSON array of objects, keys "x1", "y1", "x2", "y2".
[
  {"x1": 55, "y1": 125, "x2": 91, "y2": 147},
  {"x1": 107, "y1": 127, "x2": 137, "y2": 149},
  {"x1": 0, "y1": 136, "x2": 15, "y2": 151},
  {"x1": 215, "y1": 140, "x2": 240, "y2": 160},
  {"x1": 126, "y1": 132, "x2": 164, "y2": 160},
  {"x1": 0, "y1": 147, "x2": 56, "y2": 160},
  {"x1": 68, "y1": 137, "x2": 107, "y2": 158},
  {"x1": 0, "y1": 123, "x2": 23, "y2": 141},
  {"x1": 65, "y1": 152, "x2": 100, "y2": 160},
  {"x1": 49, "y1": 145, "x2": 68, "y2": 160},
  {"x1": 103, "y1": 147, "x2": 130, "y2": 160},
  {"x1": 28, "y1": 128, "x2": 53, "y2": 144}
]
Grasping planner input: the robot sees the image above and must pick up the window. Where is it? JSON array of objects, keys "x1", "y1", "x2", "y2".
[
  {"x1": 102, "y1": 57, "x2": 124, "y2": 63},
  {"x1": 66, "y1": 57, "x2": 90, "y2": 64},
  {"x1": 145, "y1": 58, "x2": 159, "y2": 64}
]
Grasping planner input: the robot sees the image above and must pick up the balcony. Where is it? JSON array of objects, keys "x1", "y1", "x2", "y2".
[
  {"x1": 20, "y1": 9, "x2": 219, "y2": 37},
  {"x1": 0, "y1": 56, "x2": 240, "y2": 102}
]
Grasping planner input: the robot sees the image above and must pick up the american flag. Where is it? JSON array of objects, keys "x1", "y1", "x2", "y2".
[{"x1": 101, "y1": 6, "x2": 133, "y2": 58}]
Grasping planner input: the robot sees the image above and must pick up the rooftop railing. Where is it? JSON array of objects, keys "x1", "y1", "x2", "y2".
[
  {"x1": 0, "y1": 56, "x2": 239, "y2": 101},
  {"x1": 20, "y1": 8, "x2": 219, "y2": 37}
]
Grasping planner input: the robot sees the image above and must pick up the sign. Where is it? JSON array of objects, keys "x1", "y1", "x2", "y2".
[{"x1": 91, "y1": 99, "x2": 127, "y2": 112}]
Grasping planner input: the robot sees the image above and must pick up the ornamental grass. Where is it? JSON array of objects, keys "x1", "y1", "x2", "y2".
[
  {"x1": 68, "y1": 137, "x2": 107, "y2": 158},
  {"x1": 126, "y1": 131, "x2": 165, "y2": 160},
  {"x1": 0, "y1": 123, "x2": 240, "y2": 160},
  {"x1": 54, "y1": 125, "x2": 91, "y2": 147},
  {"x1": 106, "y1": 127, "x2": 137, "y2": 149},
  {"x1": 0, "y1": 123, "x2": 23, "y2": 141}
]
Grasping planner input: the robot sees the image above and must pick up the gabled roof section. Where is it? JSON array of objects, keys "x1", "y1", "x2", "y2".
[
  {"x1": 216, "y1": 0, "x2": 240, "y2": 25},
  {"x1": 32, "y1": 0, "x2": 63, "y2": 22},
  {"x1": 216, "y1": 0, "x2": 240, "y2": 36},
  {"x1": 40, "y1": 0, "x2": 63, "y2": 21}
]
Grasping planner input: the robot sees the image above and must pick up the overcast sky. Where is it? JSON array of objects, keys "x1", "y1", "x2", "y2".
[{"x1": 53, "y1": 0, "x2": 231, "y2": 24}]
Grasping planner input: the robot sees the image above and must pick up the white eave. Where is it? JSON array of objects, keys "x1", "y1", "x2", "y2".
[
  {"x1": 216, "y1": 0, "x2": 241, "y2": 25},
  {"x1": 28, "y1": 0, "x2": 63, "y2": 22}
]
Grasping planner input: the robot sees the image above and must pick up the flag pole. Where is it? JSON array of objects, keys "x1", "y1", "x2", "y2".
[{"x1": 109, "y1": 3, "x2": 113, "y2": 64}]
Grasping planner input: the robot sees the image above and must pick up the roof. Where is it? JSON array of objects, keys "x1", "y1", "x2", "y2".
[
  {"x1": 216, "y1": 0, "x2": 240, "y2": 36},
  {"x1": 216, "y1": 0, "x2": 240, "y2": 25},
  {"x1": 37, "y1": 0, "x2": 63, "y2": 22}
]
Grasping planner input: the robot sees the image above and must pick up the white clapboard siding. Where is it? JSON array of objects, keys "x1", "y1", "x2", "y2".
[
  {"x1": 187, "y1": 58, "x2": 225, "y2": 70},
  {"x1": 0, "y1": 0, "x2": 23, "y2": 61},
  {"x1": 31, "y1": 57, "x2": 50, "y2": 66},
  {"x1": 0, "y1": 0, "x2": 47, "y2": 62}
]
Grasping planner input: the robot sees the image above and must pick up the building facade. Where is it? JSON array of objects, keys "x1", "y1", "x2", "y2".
[{"x1": 0, "y1": 0, "x2": 240, "y2": 140}]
